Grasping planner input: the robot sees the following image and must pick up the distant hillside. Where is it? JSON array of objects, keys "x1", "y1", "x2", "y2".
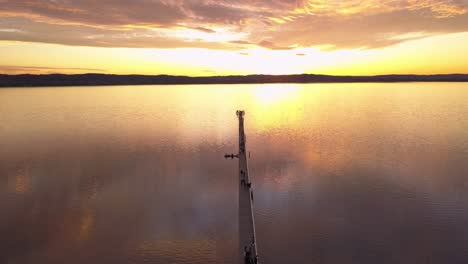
[{"x1": 1, "y1": 73, "x2": 468, "y2": 87}]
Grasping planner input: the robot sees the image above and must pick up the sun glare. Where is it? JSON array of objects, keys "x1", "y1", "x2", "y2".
[
  {"x1": 249, "y1": 84, "x2": 305, "y2": 131},
  {"x1": 253, "y1": 84, "x2": 300, "y2": 105}
]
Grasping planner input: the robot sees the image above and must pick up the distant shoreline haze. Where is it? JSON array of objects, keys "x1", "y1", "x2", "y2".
[{"x1": 1, "y1": 73, "x2": 468, "y2": 87}]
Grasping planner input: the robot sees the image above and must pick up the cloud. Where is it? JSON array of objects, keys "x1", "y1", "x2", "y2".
[
  {"x1": 0, "y1": 65, "x2": 106, "y2": 74},
  {"x1": 0, "y1": 0, "x2": 467, "y2": 50},
  {"x1": 258, "y1": 40, "x2": 294, "y2": 50},
  {"x1": 0, "y1": 17, "x2": 242, "y2": 49},
  {"x1": 251, "y1": 7, "x2": 468, "y2": 49},
  {"x1": 0, "y1": 0, "x2": 186, "y2": 27},
  {"x1": 189, "y1": 26, "x2": 216, "y2": 33}
]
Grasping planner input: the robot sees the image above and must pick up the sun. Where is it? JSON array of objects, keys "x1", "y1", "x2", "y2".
[{"x1": 242, "y1": 48, "x2": 307, "y2": 75}]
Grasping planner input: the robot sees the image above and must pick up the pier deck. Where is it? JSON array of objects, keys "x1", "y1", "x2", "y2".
[{"x1": 236, "y1": 110, "x2": 258, "y2": 264}]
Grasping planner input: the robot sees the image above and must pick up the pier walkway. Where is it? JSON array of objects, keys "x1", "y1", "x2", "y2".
[{"x1": 236, "y1": 110, "x2": 259, "y2": 264}]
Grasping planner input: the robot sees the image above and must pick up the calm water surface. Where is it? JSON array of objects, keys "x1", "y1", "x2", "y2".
[{"x1": 1, "y1": 83, "x2": 468, "y2": 264}]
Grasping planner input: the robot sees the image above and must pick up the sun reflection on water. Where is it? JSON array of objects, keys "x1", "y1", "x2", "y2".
[
  {"x1": 13, "y1": 166, "x2": 30, "y2": 194},
  {"x1": 78, "y1": 209, "x2": 94, "y2": 241},
  {"x1": 249, "y1": 84, "x2": 305, "y2": 132}
]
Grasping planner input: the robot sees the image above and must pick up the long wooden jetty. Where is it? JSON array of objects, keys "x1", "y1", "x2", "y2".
[{"x1": 236, "y1": 110, "x2": 259, "y2": 264}]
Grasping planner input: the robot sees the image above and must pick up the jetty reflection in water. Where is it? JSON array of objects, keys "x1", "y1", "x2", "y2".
[{"x1": 1, "y1": 83, "x2": 468, "y2": 264}]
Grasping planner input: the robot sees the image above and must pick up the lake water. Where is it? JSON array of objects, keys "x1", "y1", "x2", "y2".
[{"x1": 1, "y1": 83, "x2": 468, "y2": 264}]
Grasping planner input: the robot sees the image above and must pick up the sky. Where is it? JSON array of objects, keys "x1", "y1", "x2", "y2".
[{"x1": 1, "y1": 0, "x2": 468, "y2": 76}]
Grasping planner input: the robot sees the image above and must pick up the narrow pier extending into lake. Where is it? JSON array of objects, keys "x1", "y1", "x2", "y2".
[{"x1": 236, "y1": 110, "x2": 259, "y2": 264}]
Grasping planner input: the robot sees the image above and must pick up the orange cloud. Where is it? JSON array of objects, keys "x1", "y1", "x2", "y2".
[{"x1": 0, "y1": 0, "x2": 467, "y2": 50}]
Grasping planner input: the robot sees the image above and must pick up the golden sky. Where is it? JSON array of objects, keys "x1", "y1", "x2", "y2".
[{"x1": 0, "y1": 0, "x2": 468, "y2": 75}]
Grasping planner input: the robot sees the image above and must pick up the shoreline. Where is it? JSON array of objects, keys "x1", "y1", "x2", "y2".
[{"x1": 1, "y1": 73, "x2": 468, "y2": 87}]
